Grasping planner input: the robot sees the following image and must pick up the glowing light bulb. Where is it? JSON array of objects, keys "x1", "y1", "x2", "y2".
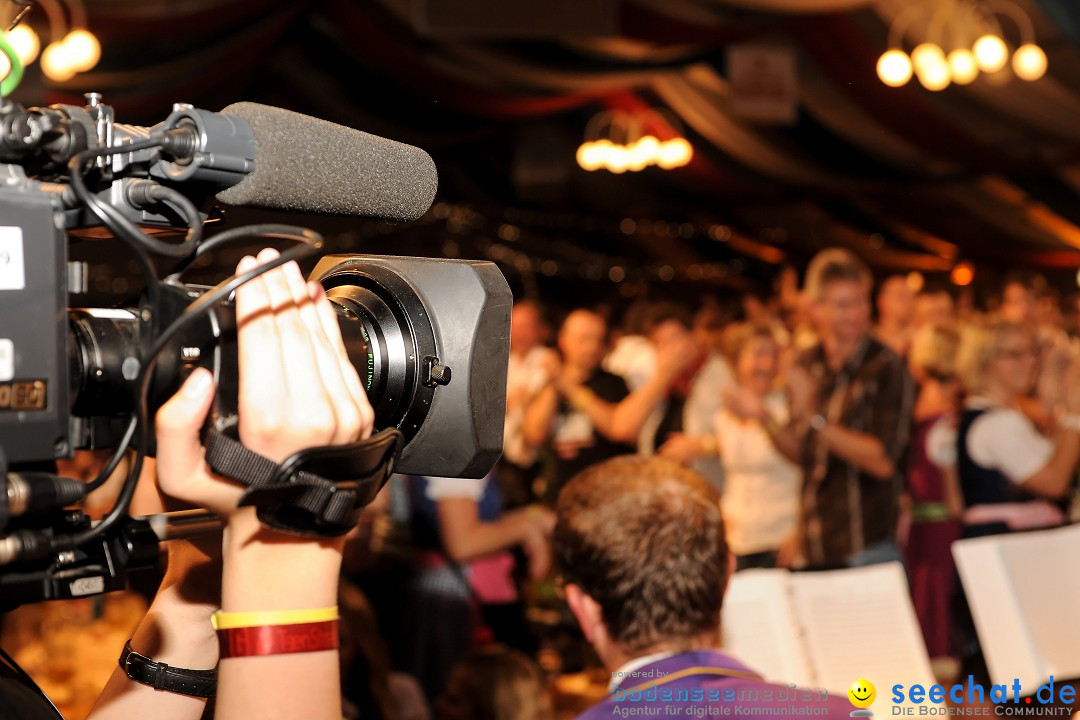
[
  {"x1": 576, "y1": 141, "x2": 604, "y2": 171},
  {"x1": 1012, "y1": 43, "x2": 1047, "y2": 81},
  {"x1": 627, "y1": 135, "x2": 660, "y2": 171},
  {"x1": 911, "y1": 43, "x2": 947, "y2": 74},
  {"x1": 7, "y1": 25, "x2": 40, "y2": 65},
  {"x1": 605, "y1": 144, "x2": 630, "y2": 173},
  {"x1": 951, "y1": 262, "x2": 974, "y2": 287},
  {"x1": 973, "y1": 34, "x2": 1008, "y2": 73},
  {"x1": 915, "y1": 57, "x2": 951, "y2": 91},
  {"x1": 587, "y1": 139, "x2": 614, "y2": 172},
  {"x1": 63, "y1": 29, "x2": 100, "y2": 72},
  {"x1": 41, "y1": 41, "x2": 76, "y2": 81},
  {"x1": 877, "y1": 49, "x2": 913, "y2": 87},
  {"x1": 656, "y1": 138, "x2": 692, "y2": 169},
  {"x1": 0, "y1": 51, "x2": 10, "y2": 81},
  {"x1": 947, "y1": 48, "x2": 979, "y2": 85}
]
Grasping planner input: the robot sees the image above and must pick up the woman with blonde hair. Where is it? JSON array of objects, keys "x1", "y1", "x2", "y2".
[
  {"x1": 955, "y1": 320, "x2": 1080, "y2": 537},
  {"x1": 716, "y1": 323, "x2": 801, "y2": 570}
]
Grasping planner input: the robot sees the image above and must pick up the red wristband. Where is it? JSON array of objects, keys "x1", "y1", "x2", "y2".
[{"x1": 216, "y1": 619, "x2": 339, "y2": 659}]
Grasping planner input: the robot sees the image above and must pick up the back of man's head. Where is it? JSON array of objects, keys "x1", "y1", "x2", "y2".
[{"x1": 553, "y1": 456, "x2": 727, "y2": 655}]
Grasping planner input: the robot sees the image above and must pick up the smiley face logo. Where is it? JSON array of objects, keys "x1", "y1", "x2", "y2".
[{"x1": 848, "y1": 679, "x2": 876, "y2": 708}]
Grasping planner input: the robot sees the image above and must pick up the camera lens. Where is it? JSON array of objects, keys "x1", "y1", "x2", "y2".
[
  {"x1": 65, "y1": 261, "x2": 442, "y2": 454},
  {"x1": 318, "y1": 261, "x2": 437, "y2": 444}
]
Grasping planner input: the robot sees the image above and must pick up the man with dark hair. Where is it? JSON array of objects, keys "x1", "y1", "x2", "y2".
[
  {"x1": 731, "y1": 248, "x2": 915, "y2": 569},
  {"x1": 912, "y1": 283, "x2": 955, "y2": 330},
  {"x1": 635, "y1": 302, "x2": 733, "y2": 487},
  {"x1": 523, "y1": 309, "x2": 636, "y2": 493},
  {"x1": 554, "y1": 455, "x2": 853, "y2": 718}
]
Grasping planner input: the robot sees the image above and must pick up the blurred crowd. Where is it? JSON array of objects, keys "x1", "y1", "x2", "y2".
[
  {"x1": 7, "y1": 247, "x2": 1080, "y2": 720},
  {"x1": 347, "y1": 246, "x2": 1080, "y2": 719}
]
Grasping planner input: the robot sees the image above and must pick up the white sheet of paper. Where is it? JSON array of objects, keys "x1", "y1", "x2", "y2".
[
  {"x1": 789, "y1": 562, "x2": 936, "y2": 715},
  {"x1": 954, "y1": 524, "x2": 1080, "y2": 696},
  {"x1": 722, "y1": 569, "x2": 816, "y2": 689}
]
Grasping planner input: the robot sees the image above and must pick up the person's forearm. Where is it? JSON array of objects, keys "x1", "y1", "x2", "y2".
[
  {"x1": 1022, "y1": 429, "x2": 1080, "y2": 499},
  {"x1": 817, "y1": 424, "x2": 895, "y2": 480},
  {"x1": 215, "y1": 510, "x2": 345, "y2": 720},
  {"x1": 962, "y1": 502, "x2": 1062, "y2": 528},
  {"x1": 522, "y1": 385, "x2": 558, "y2": 448},
  {"x1": 610, "y1": 375, "x2": 670, "y2": 443},
  {"x1": 568, "y1": 388, "x2": 619, "y2": 440},
  {"x1": 440, "y1": 507, "x2": 534, "y2": 563},
  {"x1": 88, "y1": 543, "x2": 221, "y2": 720},
  {"x1": 765, "y1": 419, "x2": 804, "y2": 464},
  {"x1": 942, "y1": 467, "x2": 965, "y2": 518}
]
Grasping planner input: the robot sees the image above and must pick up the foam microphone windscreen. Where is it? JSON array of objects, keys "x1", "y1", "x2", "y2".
[{"x1": 215, "y1": 102, "x2": 438, "y2": 221}]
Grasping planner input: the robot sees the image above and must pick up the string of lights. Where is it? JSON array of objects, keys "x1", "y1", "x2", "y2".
[
  {"x1": 0, "y1": 0, "x2": 100, "y2": 83},
  {"x1": 876, "y1": 0, "x2": 1047, "y2": 91}
]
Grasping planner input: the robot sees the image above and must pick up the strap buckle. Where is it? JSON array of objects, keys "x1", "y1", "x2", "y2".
[{"x1": 205, "y1": 427, "x2": 404, "y2": 537}]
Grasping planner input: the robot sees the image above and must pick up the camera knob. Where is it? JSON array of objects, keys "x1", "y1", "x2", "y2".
[{"x1": 422, "y1": 357, "x2": 452, "y2": 388}]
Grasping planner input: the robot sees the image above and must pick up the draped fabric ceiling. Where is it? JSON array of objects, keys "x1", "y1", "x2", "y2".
[{"x1": 19, "y1": 0, "x2": 1080, "y2": 294}]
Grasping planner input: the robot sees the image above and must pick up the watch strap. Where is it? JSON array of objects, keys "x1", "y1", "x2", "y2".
[{"x1": 119, "y1": 639, "x2": 217, "y2": 698}]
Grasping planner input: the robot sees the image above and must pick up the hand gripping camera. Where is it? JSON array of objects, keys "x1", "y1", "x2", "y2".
[{"x1": 0, "y1": 94, "x2": 510, "y2": 608}]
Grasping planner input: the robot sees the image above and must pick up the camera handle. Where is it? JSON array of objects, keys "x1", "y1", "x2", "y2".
[{"x1": 201, "y1": 427, "x2": 403, "y2": 538}]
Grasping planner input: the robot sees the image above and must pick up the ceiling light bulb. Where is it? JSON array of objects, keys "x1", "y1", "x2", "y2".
[
  {"x1": 656, "y1": 138, "x2": 692, "y2": 169},
  {"x1": 63, "y1": 29, "x2": 101, "y2": 73},
  {"x1": 877, "y1": 49, "x2": 913, "y2": 87},
  {"x1": 6, "y1": 25, "x2": 40, "y2": 65},
  {"x1": 911, "y1": 43, "x2": 947, "y2": 74},
  {"x1": 947, "y1": 48, "x2": 979, "y2": 85},
  {"x1": 605, "y1": 144, "x2": 630, "y2": 174},
  {"x1": 973, "y1": 34, "x2": 1008, "y2": 73},
  {"x1": 576, "y1": 141, "x2": 604, "y2": 171},
  {"x1": 915, "y1": 56, "x2": 951, "y2": 91},
  {"x1": 40, "y1": 41, "x2": 76, "y2": 81},
  {"x1": 628, "y1": 135, "x2": 660, "y2": 171},
  {"x1": 951, "y1": 263, "x2": 974, "y2": 287},
  {"x1": 1012, "y1": 43, "x2": 1047, "y2": 81}
]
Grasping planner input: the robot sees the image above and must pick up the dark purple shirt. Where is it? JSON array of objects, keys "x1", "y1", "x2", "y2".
[{"x1": 574, "y1": 650, "x2": 855, "y2": 719}]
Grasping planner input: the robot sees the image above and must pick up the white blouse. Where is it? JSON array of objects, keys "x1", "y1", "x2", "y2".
[{"x1": 716, "y1": 392, "x2": 801, "y2": 556}]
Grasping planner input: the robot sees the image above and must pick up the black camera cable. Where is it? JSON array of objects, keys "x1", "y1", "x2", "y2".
[{"x1": 61, "y1": 226, "x2": 324, "y2": 551}]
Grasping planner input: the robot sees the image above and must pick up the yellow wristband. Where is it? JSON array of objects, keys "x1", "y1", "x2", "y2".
[
  {"x1": 211, "y1": 606, "x2": 339, "y2": 630},
  {"x1": 569, "y1": 387, "x2": 594, "y2": 410}
]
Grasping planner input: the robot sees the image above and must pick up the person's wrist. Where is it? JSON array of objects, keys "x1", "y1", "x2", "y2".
[
  {"x1": 1060, "y1": 412, "x2": 1080, "y2": 433},
  {"x1": 131, "y1": 585, "x2": 221, "y2": 672},
  {"x1": 160, "y1": 549, "x2": 223, "y2": 610},
  {"x1": 221, "y1": 507, "x2": 344, "y2": 612},
  {"x1": 567, "y1": 386, "x2": 594, "y2": 410}
]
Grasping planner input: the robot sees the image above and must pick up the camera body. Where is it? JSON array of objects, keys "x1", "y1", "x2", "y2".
[{"x1": 0, "y1": 96, "x2": 510, "y2": 480}]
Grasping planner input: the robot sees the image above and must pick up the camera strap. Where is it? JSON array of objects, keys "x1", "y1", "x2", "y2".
[{"x1": 202, "y1": 428, "x2": 403, "y2": 538}]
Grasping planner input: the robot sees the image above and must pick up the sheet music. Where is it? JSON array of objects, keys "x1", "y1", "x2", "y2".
[
  {"x1": 721, "y1": 569, "x2": 816, "y2": 689},
  {"x1": 1000, "y1": 525, "x2": 1080, "y2": 679},
  {"x1": 954, "y1": 531, "x2": 1047, "y2": 697},
  {"x1": 955, "y1": 524, "x2": 1080, "y2": 694},
  {"x1": 789, "y1": 562, "x2": 935, "y2": 715}
]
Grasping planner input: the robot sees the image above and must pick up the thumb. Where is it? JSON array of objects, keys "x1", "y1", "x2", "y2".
[{"x1": 155, "y1": 368, "x2": 215, "y2": 477}]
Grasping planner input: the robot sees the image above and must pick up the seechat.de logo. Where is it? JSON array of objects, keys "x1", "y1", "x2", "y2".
[{"x1": 850, "y1": 679, "x2": 877, "y2": 718}]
